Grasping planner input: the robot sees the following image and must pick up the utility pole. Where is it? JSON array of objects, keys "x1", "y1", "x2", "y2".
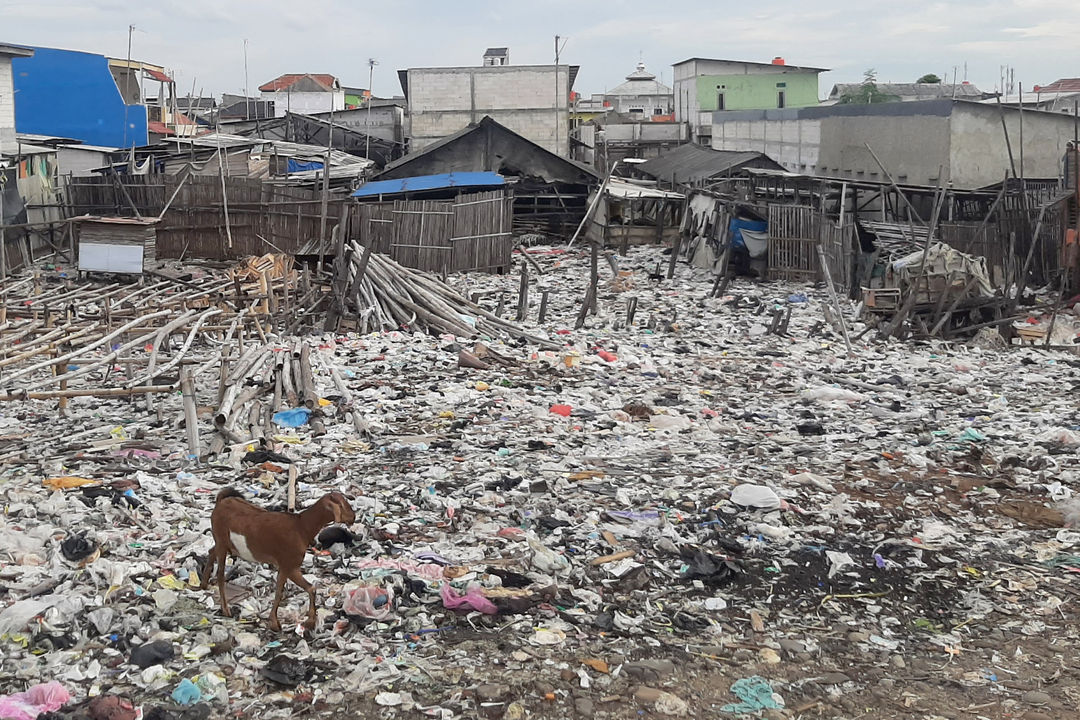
[
  {"x1": 366, "y1": 58, "x2": 378, "y2": 160},
  {"x1": 243, "y1": 39, "x2": 250, "y2": 120},
  {"x1": 124, "y1": 24, "x2": 134, "y2": 148},
  {"x1": 554, "y1": 35, "x2": 568, "y2": 157}
]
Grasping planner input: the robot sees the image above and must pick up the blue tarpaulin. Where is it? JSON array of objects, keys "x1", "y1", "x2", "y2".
[
  {"x1": 287, "y1": 159, "x2": 324, "y2": 173},
  {"x1": 728, "y1": 218, "x2": 768, "y2": 251},
  {"x1": 352, "y1": 172, "x2": 505, "y2": 198}
]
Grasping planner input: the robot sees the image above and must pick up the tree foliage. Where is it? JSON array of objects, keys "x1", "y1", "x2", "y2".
[
  {"x1": 836, "y1": 69, "x2": 900, "y2": 105},
  {"x1": 917, "y1": 73, "x2": 942, "y2": 84}
]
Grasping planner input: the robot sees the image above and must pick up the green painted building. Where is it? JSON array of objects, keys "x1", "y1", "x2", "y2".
[{"x1": 673, "y1": 57, "x2": 827, "y2": 144}]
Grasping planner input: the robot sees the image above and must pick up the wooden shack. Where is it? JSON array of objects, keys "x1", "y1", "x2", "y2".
[{"x1": 75, "y1": 216, "x2": 158, "y2": 275}]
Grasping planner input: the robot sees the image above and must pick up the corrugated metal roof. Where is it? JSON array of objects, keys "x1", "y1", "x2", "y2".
[
  {"x1": 636, "y1": 144, "x2": 780, "y2": 185},
  {"x1": 352, "y1": 172, "x2": 505, "y2": 197},
  {"x1": 163, "y1": 133, "x2": 371, "y2": 168},
  {"x1": 0, "y1": 43, "x2": 34, "y2": 58},
  {"x1": 829, "y1": 82, "x2": 984, "y2": 99},
  {"x1": 605, "y1": 179, "x2": 683, "y2": 200}
]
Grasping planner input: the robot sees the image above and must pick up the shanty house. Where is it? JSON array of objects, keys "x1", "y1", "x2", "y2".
[
  {"x1": 376, "y1": 115, "x2": 598, "y2": 236},
  {"x1": 348, "y1": 172, "x2": 515, "y2": 274},
  {"x1": 673, "y1": 57, "x2": 827, "y2": 145},
  {"x1": 259, "y1": 74, "x2": 344, "y2": 118},
  {"x1": 636, "y1": 143, "x2": 784, "y2": 190}
]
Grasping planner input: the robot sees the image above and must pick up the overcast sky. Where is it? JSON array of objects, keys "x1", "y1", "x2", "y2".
[{"x1": 4, "y1": 0, "x2": 1078, "y2": 99}]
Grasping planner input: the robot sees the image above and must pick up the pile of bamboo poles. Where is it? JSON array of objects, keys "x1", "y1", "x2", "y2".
[
  {"x1": 207, "y1": 338, "x2": 363, "y2": 457},
  {"x1": 336, "y1": 242, "x2": 556, "y2": 347},
  {"x1": 0, "y1": 262, "x2": 299, "y2": 400}
]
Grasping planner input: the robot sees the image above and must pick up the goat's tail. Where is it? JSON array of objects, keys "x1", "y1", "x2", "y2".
[{"x1": 215, "y1": 487, "x2": 244, "y2": 504}]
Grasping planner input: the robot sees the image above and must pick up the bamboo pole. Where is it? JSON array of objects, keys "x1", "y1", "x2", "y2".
[
  {"x1": 0, "y1": 384, "x2": 175, "y2": 401},
  {"x1": 180, "y1": 366, "x2": 200, "y2": 457}
]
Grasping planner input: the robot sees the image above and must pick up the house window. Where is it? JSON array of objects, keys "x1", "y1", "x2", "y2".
[
  {"x1": 717, "y1": 92, "x2": 726, "y2": 110},
  {"x1": 629, "y1": 107, "x2": 644, "y2": 115},
  {"x1": 777, "y1": 90, "x2": 786, "y2": 108},
  {"x1": 653, "y1": 107, "x2": 664, "y2": 115}
]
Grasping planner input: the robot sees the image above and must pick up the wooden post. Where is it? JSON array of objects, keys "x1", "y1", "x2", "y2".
[
  {"x1": 287, "y1": 465, "x2": 298, "y2": 512},
  {"x1": 516, "y1": 262, "x2": 529, "y2": 321},
  {"x1": 589, "y1": 241, "x2": 599, "y2": 313},
  {"x1": 538, "y1": 290, "x2": 550, "y2": 323},
  {"x1": 54, "y1": 353, "x2": 68, "y2": 416},
  {"x1": 620, "y1": 201, "x2": 631, "y2": 256},
  {"x1": 626, "y1": 296, "x2": 638, "y2": 325},
  {"x1": 181, "y1": 366, "x2": 200, "y2": 458},
  {"x1": 666, "y1": 224, "x2": 682, "y2": 280},
  {"x1": 655, "y1": 200, "x2": 666, "y2": 245},
  {"x1": 317, "y1": 151, "x2": 331, "y2": 273},
  {"x1": 817, "y1": 244, "x2": 852, "y2": 353},
  {"x1": 574, "y1": 281, "x2": 596, "y2": 330},
  {"x1": 216, "y1": 148, "x2": 234, "y2": 252}
]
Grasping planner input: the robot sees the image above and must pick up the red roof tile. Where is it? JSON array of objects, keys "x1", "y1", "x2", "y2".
[
  {"x1": 258, "y1": 73, "x2": 337, "y2": 92},
  {"x1": 143, "y1": 68, "x2": 171, "y2": 83},
  {"x1": 1037, "y1": 78, "x2": 1080, "y2": 94}
]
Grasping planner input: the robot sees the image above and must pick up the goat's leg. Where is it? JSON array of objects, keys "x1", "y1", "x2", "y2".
[
  {"x1": 288, "y1": 568, "x2": 318, "y2": 630},
  {"x1": 267, "y1": 569, "x2": 288, "y2": 632},
  {"x1": 216, "y1": 550, "x2": 231, "y2": 618},
  {"x1": 200, "y1": 547, "x2": 217, "y2": 591}
]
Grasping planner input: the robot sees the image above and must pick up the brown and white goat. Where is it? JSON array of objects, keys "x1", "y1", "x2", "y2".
[{"x1": 201, "y1": 487, "x2": 356, "y2": 631}]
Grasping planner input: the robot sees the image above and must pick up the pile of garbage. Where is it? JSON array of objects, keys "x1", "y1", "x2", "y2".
[{"x1": 2, "y1": 245, "x2": 1080, "y2": 718}]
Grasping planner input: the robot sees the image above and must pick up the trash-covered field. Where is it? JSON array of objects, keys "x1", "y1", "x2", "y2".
[{"x1": 2, "y1": 246, "x2": 1080, "y2": 720}]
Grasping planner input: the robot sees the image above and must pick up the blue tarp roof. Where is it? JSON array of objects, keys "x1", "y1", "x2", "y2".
[{"x1": 351, "y1": 171, "x2": 504, "y2": 198}]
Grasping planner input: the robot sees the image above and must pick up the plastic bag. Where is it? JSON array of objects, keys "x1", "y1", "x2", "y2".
[
  {"x1": 527, "y1": 533, "x2": 571, "y2": 575},
  {"x1": 721, "y1": 676, "x2": 783, "y2": 713},
  {"x1": 0, "y1": 681, "x2": 71, "y2": 720},
  {"x1": 342, "y1": 584, "x2": 394, "y2": 620},
  {"x1": 730, "y1": 484, "x2": 782, "y2": 510},
  {"x1": 272, "y1": 407, "x2": 312, "y2": 428},
  {"x1": 440, "y1": 584, "x2": 498, "y2": 614}
]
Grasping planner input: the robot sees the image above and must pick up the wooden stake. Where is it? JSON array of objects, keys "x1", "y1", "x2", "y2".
[
  {"x1": 287, "y1": 465, "x2": 298, "y2": 512},
  {"x1": 516, "y1": 262, "x2": 529, "y2": 321},
  {"x1": 538, "y1": 290, "x2": 550, "y2": 323},
  {"x1": 817, "y1": 244, "x2": 852, "y2": 353},
  {"x1": 181, "y1": 366, "x2": 200, "y2": 457}
]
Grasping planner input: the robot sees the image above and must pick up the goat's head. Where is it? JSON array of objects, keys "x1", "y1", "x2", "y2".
[{"x1": 321, "y1": 491, "x2": 356, "y2": 526}]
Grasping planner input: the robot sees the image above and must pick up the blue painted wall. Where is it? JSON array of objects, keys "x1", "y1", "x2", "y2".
[{"x1": 12, "y1": 46, "x2": 148, "y2": 148}]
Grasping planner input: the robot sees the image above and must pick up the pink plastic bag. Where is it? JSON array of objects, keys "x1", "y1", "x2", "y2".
[
  {"x1": 342, "y1": 585, "x2": 394, "y2": 620},
  {"x1": 0, "y1": 681, "x2": 71, "y2": 720},
  {"x1": 440, "y1": 584, "x2": 498, "y2": 614}
]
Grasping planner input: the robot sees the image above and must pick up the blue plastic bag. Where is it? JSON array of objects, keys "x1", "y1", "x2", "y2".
[
  {"x1": 171, "y1": 677, "x2": 202, "y2": 706},
  {"x1": 272, "y1": 408, "x2": 312, "y2": 428}
]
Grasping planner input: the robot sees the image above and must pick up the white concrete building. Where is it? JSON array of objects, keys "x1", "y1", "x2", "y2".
[
  {"x1": 483, "y1": 48, "x2": 509, "y2": 67},
  {"x1": 259, "y1": 74, "x2": 344, "y2": 119},
  {"x1": 399, "y1": 63, "x2": 579, "y2": 156},
  {"x1": 312, "y1": 103, "x2": 405, "y2": 145},
  {"x1": 0, "y1": 43, "x2": 34, "y2": 152},
  {"x1": 603, "y1": 62, "x2": 673, "y2": 118},
  {"x1": 711, "y1": 99, "x2": 1078, "y2": 189}
]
